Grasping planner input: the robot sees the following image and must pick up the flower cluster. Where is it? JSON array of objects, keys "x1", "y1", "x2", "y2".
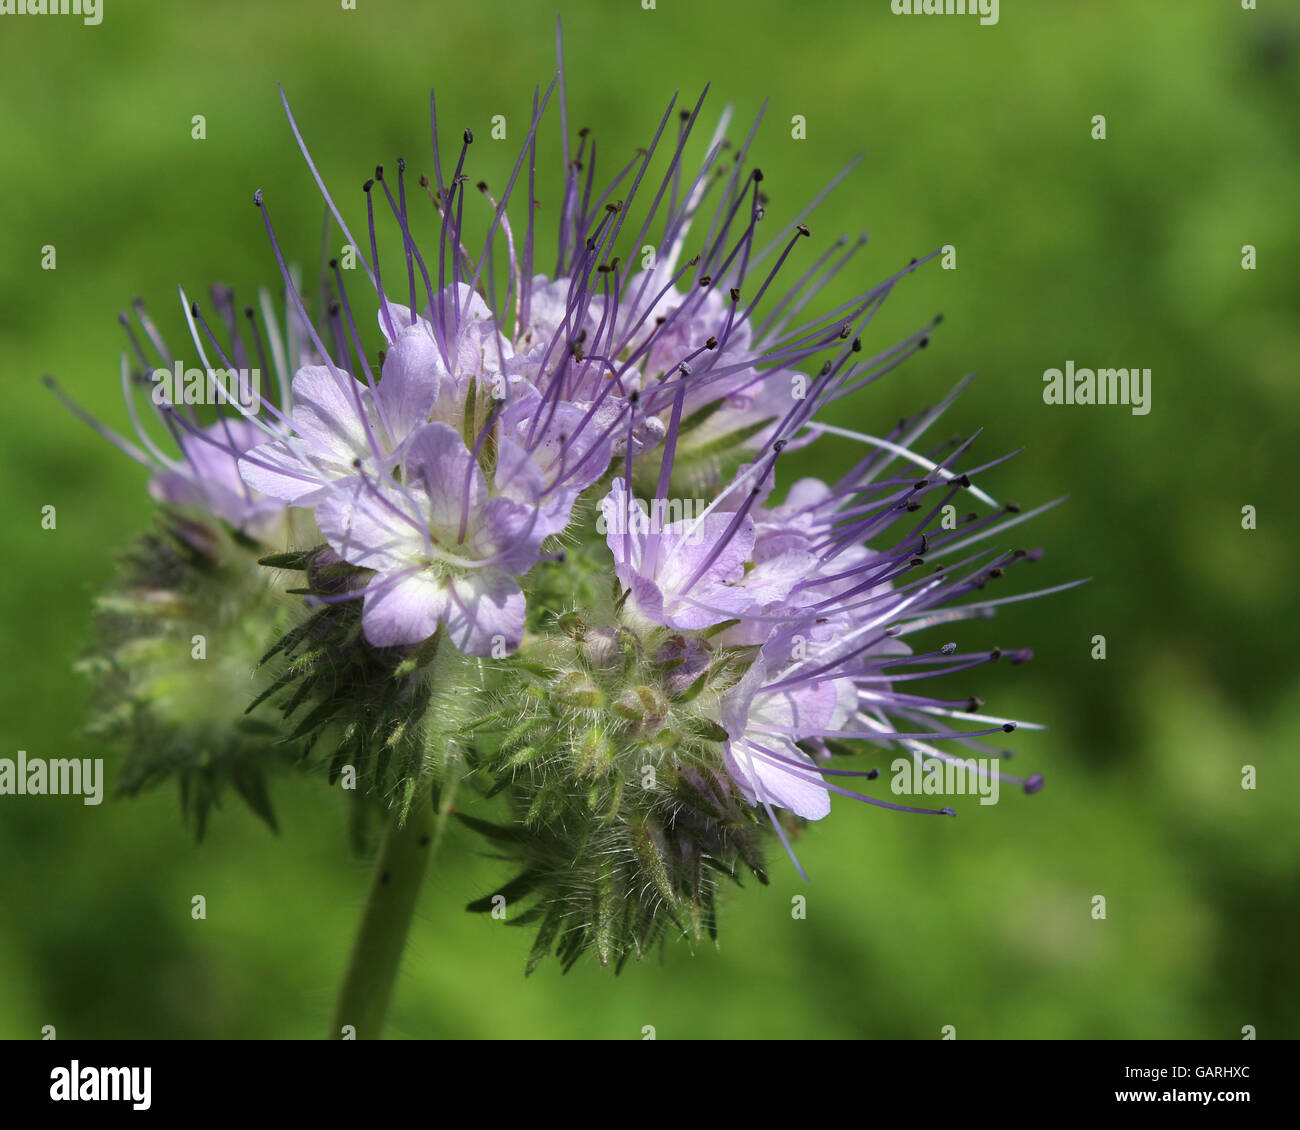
[{"x1": 57, "y1": 46, "x2": 1077, "y2": 970}]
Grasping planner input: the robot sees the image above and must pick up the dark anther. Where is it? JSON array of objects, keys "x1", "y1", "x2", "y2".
[
  {"x1": 705, "y1": 336, "x2": 718, "y2": 350},
  {"x1": 375, "y1": 165, "x2": 384, "y2": 180},
  {"x1": 989, "y1": 567, "x2": 1004, "y2": 579},
  {"x1": 729, "y1": 287, "x2": 741, "y2": 302},
  {"x1": 463, "y1": 128, "x2": 474, "y2": 143},
  {"x1": 918, "y1": 336, "x2": 930, "y2": 349},
  {"x1": 476, "y1": 180, "x2": 488, "y2": 192},
  {"x1": 1002, "y1": 722, "x2": 1017, "y2": 733},
  {"x1": 990, "y1": 647, "x2": 1004, "y2": 661},
  {"x1": 1005, "y1": 501, "x2": 1022, "y2": 513},
  {"x1": 796, "y1": 223, "x2": 810, "y2": 237},
  {"x1": 362, "y1": 178, "x2": 374, "y2": 193},
  {"x1": 253, "y1": 189, "x2": 264, "y2": 206},
  {"x1": 752, "y1": 168, "x2": 764, "y2": 182}
]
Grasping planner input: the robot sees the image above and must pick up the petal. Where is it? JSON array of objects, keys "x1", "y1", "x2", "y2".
[
  {"x1": 602, "y1": 479, "x2": 646, "y2": 571},
  {"x1": 656, "y1": 513, "x2": 754, "y2": 593},
  {"x1": 727, "y1": 740, "x2": 831, "y2": 821},
  {"x1": 400, "y1": 422, "x2": 486, "y2": 541},
  {"x1": 753, "y1": 680, "x2": 838, "y2": 739},
  {"x1": 237, "y1": 440, "x2": 334, "y2": 504},
  {"x1": 720, "y1": 656, "x2": 767, "y2": 741},
  {"x1": 474, "y1": 494, "x2": 545, "y2": 573},
  {"x1": 287, "y1": 365, "x2": 373, "y2": 463},
  {"x1": 376, "y1": 301, "x2": 434, "y2": 344},
  {"x1": 362, "y1": 571, "x2": 448, "y2": 647},
  {"x1": 494, "y1": 436, "x2": 578, "y2": 542},
  {"x1": 316, "y1": 476, "x2": 425, "y2": 572},
  {"x1": 443, "y1": 570, "x2": 526, "y2": 657},
  {"x1": 741, "y1": 547, "x2": 818, "y2": 604},
  {"x1": 378, "y1": 324, "x2": 443, "y2": 440}
]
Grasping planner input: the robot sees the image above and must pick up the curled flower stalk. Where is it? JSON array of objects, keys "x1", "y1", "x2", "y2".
[{"x1": 55, "y1": 24, "x2": 1081, "y2": 1031}]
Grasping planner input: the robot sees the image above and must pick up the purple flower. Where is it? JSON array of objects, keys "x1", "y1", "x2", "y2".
[
  {"x1": 57, "y1": 25, "x2": 1075, "y2": 972},
  {"x1": 601, "y1": 478, "x2": 756, "y2": 630},
  {"x1": 315, "y1": 421, "x2": 536, "y2": 654},
  {"x1": 149, "y1": 418, "x2": 285, "y2": 539},
  {"x1": 238, "y1": 331, "x2": 442, "y2": 504},
  {"x1": 720, "y1": 653, "x2": 845, "y2": 821}
]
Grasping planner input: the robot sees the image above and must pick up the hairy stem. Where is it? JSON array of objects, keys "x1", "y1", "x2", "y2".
[{"x1": 329, "y1": 780, "x2": 456, "y2": 1039}]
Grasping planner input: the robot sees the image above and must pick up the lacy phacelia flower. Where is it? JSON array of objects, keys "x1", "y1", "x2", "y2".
[
  {"x1": 47, "y1": 289, "x2": 299, "y2": 835},
  {"x1": 56, "y1": 40, "x2": 1078, "y2": 972},
  {"x1": 315, "y1": 421, "x2": 536, "y2": 653},
  {"x1": 602, "y1": 478, "x2": 756, "y2": 631}
]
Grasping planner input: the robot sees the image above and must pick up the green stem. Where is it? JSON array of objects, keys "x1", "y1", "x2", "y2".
[{"x1": 330, "y1": 782, "x2": 454, "y2": 1039}]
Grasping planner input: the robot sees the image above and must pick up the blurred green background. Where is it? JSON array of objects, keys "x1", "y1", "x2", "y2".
[{"x1": 1, "y1": 0, "x2": 1297, "y2": 1039}]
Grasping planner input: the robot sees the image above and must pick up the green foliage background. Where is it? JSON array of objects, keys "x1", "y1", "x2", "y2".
[{"x1": 1, "y1": 0, "x2": 1296, "y2": 1038}]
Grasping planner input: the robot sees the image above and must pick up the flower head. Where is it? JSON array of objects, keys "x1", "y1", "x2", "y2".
[{"x1": 57, "y1": 27, "x2": 1078, "y2": 971}]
